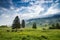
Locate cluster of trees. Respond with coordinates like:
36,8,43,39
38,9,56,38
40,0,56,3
49,23,60,29
12,16,25,31
12,16,37,31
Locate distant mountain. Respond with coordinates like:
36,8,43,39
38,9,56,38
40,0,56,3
27,14,60,21
44,14,60,19
26,14,60,27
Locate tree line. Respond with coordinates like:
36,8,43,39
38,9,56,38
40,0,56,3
12,16,60,31
12,16,37,31
49,23,60,29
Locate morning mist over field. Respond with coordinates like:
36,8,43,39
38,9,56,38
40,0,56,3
0,0,60,26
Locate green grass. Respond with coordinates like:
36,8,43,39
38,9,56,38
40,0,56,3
0,28,60,40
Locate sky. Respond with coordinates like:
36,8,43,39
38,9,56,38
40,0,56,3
0,0,60,26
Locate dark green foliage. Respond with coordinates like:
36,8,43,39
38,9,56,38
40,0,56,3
50,24,56,29
43,28,46,30
22,37,26,40
32,22,37,29
49,23,60,29
22,20,25,28
52,24,55,27
56,23,60,29
7,30,10,32
49,27,54,29
12,16,20,30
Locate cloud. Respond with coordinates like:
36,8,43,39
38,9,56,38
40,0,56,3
41,3,60,17
0,0,12,9
0,4,45,25
0,0,60,26
55,0,60,3
0,0,55,9
17,5,44,19
0,14,12,26
21,0,30,2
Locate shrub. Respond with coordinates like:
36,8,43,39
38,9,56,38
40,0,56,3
43,28,46,30
22,20,25,28
7,30,10,32
56,23,60,29
22,37,26,40
32,22,37,29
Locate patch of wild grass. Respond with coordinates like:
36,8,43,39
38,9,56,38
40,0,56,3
0,28,60,40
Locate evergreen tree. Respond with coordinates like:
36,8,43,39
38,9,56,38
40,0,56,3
49,23,60,29
52,24,56,29
32,22,37,29
22,20,25,28
56,23,60,29
12,16,20,30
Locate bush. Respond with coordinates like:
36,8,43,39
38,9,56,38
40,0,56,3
22,37,26,40
22,20,25,28
43,28,46,30
32,22,37,29
7,30,10,32
56,23,60,29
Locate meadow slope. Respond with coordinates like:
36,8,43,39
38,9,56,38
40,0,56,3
0,28,60,40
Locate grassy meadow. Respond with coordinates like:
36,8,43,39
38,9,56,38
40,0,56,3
0,27,60,40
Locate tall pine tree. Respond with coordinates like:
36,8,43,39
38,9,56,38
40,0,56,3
22,20,25,28
12,16,20,30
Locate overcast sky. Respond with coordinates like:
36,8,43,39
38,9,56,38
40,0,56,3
0,0,60,25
